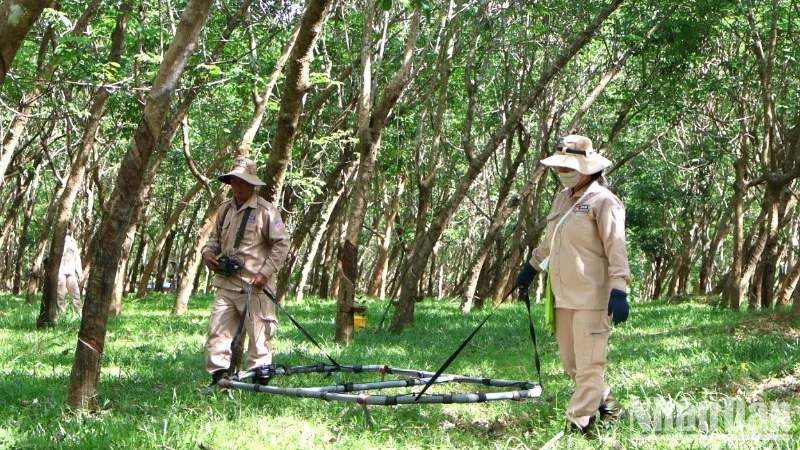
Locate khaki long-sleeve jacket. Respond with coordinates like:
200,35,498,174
529,181,630,310
201,195,290,300
60,235,83,278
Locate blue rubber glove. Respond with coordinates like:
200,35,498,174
515,262,538,296
608,289,629,325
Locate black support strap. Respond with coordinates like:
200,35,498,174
414,287,542,401
261,287,340,367
233,206,252,250
520,290,543,387
227,285,254,374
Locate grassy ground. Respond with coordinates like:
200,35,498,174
0,292,798,449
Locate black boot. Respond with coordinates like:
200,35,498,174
211,369,229,385
568,414,597,437
599,392,627,422
200,369,229,395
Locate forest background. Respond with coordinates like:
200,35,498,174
1,0,799,411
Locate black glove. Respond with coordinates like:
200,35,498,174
515,262,537,296
608,289,629,325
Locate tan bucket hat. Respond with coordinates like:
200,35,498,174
217,157,266,186
540,135,612,175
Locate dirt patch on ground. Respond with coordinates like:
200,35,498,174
735,372,800,403
735,310,800,339
731,311,800,401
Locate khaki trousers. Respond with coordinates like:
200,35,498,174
205,288,277,374
555,308,610,425
57,274,82,315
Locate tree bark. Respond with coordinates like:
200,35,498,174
295,162,355,303
777,216,800,307
391,0,625,331
274,151,356,304
0,167,38,293
698,207,731,293
260,0,333,204
0,13,56,188
781,257,800,309
367,174,405,299
0,0,53,85
336,6,421,342
237,21,300,156
12,168,38,294
173,191,226,315
136,184,204,296
412,0,459,243
110,227,136,316
722,151,748,310
461,126,531,313
67,0,212,409
37,3,130,326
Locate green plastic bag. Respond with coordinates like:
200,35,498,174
544,269,556,335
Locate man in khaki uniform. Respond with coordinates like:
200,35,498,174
516,135,630,434
201,157,290,387
57,221,83,317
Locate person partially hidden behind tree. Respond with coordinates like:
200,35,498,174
57,220,84,318
516,135,630,435
200,157,290,391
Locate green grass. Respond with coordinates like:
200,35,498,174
1,293,798,449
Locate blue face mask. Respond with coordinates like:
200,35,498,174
557,170,581,188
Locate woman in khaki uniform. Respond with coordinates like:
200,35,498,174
57,221,83,317
516,135,630,434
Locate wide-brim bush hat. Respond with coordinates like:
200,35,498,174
217,157,266,186
540,135,612,175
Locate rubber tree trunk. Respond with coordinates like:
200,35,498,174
336,7,421,343
0,16,54,189
24,181,66,304
0,0,53,86
274,154,356,304
13,173,38,294
173,190,226,315
460,127,531,313
367,175,405,299
697,207,731,293
136,186,202,296
37,2,129,325
295,163,355,303
722,154,748,310
777,221,800,306
1,0,103,183
138,0,262,298
390,0,625,331
67,0,212,409
109,226,136,316
260,0,333,204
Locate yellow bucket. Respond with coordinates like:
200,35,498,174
354,314,367,330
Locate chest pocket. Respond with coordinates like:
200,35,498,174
545,210,562,238
564,205,597,245
221,206,255,249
